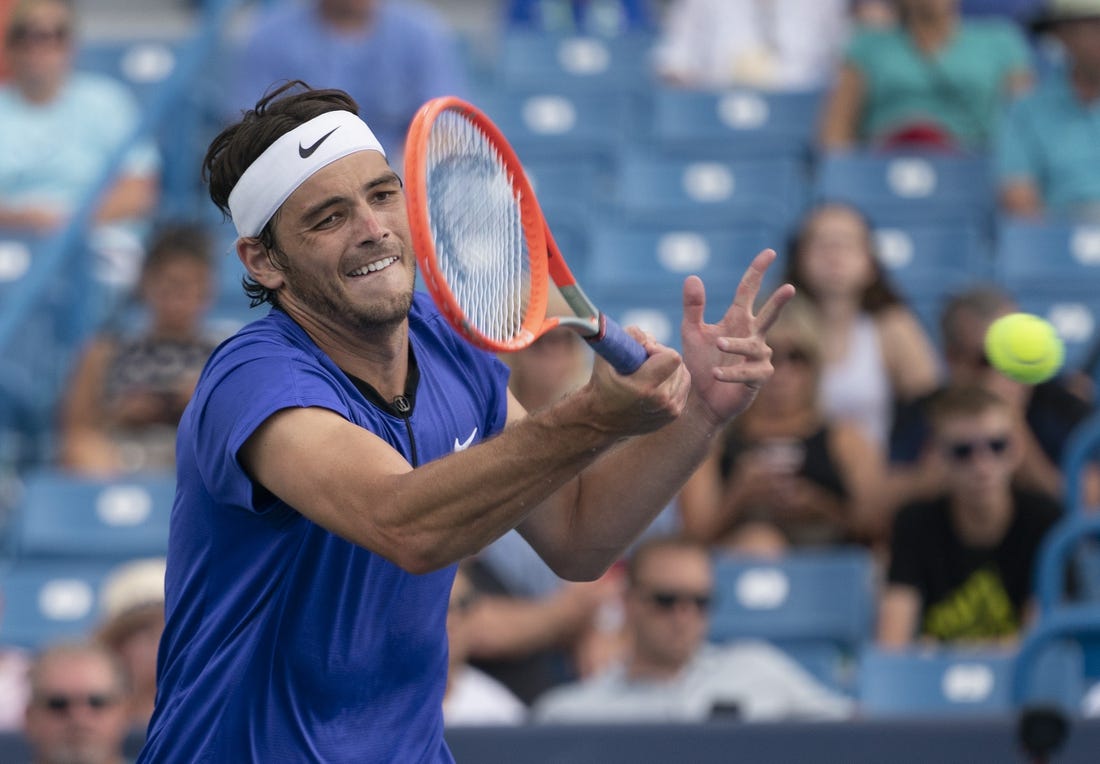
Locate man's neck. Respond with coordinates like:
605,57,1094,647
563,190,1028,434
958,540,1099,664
625,653,690,683
320,4,375,34
286,306,410,401
949,489,1014,547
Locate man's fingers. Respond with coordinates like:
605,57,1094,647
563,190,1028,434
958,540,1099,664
682,275,705,327
731,249,776,313
754,283,797,335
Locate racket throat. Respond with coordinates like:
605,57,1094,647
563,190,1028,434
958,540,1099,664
556,284,602,340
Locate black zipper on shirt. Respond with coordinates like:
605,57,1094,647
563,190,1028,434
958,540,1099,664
346,350,420,467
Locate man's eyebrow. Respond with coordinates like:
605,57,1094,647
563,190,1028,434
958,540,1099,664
367,171,403,190
299,172,404,223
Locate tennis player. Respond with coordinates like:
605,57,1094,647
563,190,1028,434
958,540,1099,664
137,82,793,762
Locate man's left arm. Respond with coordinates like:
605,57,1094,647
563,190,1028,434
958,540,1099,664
519,250,794,579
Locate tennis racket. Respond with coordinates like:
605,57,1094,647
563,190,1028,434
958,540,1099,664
404,96,648,375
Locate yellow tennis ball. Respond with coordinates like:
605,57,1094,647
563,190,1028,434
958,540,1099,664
984,313,1065,385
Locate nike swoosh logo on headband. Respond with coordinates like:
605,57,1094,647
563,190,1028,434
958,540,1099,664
299,127,340,158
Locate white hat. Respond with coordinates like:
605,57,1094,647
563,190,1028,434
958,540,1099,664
99,557,167,622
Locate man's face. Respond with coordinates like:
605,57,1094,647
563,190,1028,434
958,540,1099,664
7,0,74,94
945,308,1028,407
627,546,714,672
24,651,130,764
935,408,1020,502
265,150,417,335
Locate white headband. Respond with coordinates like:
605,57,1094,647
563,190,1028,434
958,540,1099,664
227,111,386,238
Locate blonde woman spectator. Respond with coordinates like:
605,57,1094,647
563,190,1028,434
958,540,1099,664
678,294,885,552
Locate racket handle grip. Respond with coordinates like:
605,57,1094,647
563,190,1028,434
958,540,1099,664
588,314,648,375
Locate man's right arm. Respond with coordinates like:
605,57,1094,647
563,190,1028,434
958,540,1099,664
238,346,687,575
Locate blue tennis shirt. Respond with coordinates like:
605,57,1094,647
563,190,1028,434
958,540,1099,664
138,293,509,762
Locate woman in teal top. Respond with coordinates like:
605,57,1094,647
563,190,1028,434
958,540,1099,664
820,0,1033,153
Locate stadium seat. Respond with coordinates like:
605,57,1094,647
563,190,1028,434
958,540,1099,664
873,223,992,307
0,559,118,650
11,469,175,561
645,87,824,162
586,223,776,297
708,548,876,693
75,37,183,106
479,89,633,178
814,153,995,229
612,153,808,230
1010,294,1100,374
493,31,656,94
994,220,1100,300
1012,607,1100,712
860,645,1083,718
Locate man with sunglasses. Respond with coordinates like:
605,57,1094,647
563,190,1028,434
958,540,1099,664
22,641,132,764
533,534,853,722
0,0,159,286
878,385,1062,647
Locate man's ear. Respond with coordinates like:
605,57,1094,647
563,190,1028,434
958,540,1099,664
237,237,285,291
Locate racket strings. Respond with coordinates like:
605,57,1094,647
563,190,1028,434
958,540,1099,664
425,111,532,342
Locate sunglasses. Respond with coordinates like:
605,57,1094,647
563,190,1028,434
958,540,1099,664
642,590,712,613
39,693,119,714
8,24,70,46
943,436,1010,462
771,347,813,367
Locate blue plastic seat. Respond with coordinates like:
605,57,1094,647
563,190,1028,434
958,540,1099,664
493,31,655,94
814,153,995,228
708,548,876,693
612,153,808,230
994,220,1100,300
860,646,1083,717
75,38,183,106
1006,294,1100,374
479,89,633,177
873,224,992,306
587,223,776,297
645,87,824,161
11,469,175,561
0,559,118,650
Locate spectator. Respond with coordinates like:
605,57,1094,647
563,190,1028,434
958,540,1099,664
228,0,467,171
533,534,855,722
505,0,653,35
653,0,852,91
443,564,527,726
0,0,160,287
820,0,1033,152
995,0,1100,222
57,222,217,476
22,641,131,764
781,202,941,450
0,600,29,732
94,558,166,737
678,294,885,552
878,385,1062,647
887,284,1097,512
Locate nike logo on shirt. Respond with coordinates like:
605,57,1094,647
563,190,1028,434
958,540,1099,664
453,428,478,452
299,127,339,158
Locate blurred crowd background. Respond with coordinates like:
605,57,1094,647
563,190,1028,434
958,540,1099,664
2,0,1100,760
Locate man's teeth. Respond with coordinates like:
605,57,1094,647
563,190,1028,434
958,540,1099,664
349,257,397,276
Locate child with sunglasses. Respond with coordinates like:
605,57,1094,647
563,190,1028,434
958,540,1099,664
878,385,1063,648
